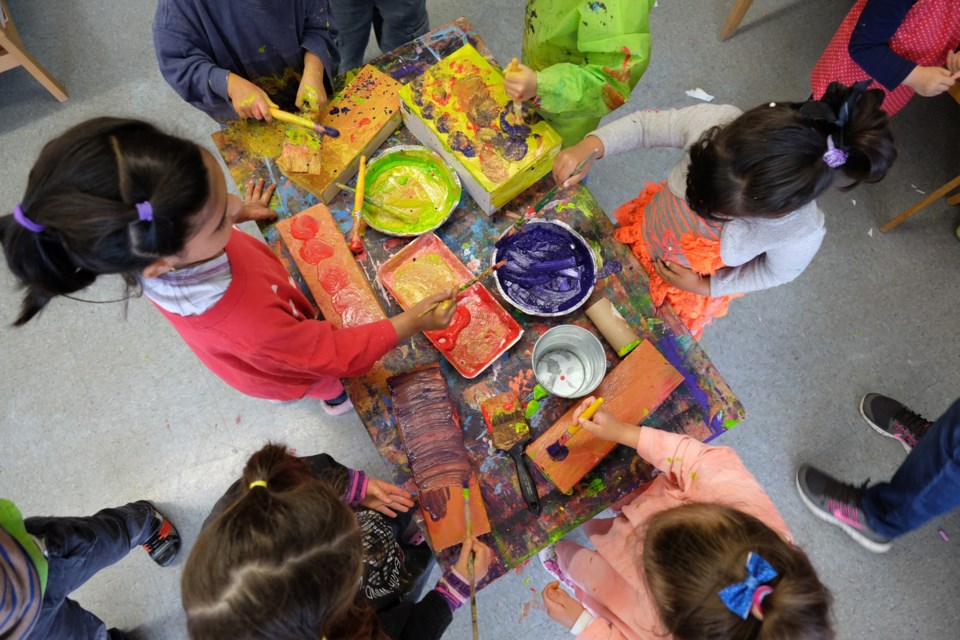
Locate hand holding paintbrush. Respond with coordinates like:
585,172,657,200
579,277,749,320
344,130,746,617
547,397,605,462
563,396,642,449
417,260,508,317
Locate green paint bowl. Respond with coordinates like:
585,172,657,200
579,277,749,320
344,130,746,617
361,145,462,237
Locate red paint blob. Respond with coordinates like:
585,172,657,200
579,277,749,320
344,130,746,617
319,265,350,294
299,239,334,265
290,215,320,240
560,375,566,381
431,305,472,352
357,117,372,127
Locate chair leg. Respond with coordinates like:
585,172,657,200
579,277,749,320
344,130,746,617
880,175,960,232
718,0,755,42
0,15,68,101
947,192,960,207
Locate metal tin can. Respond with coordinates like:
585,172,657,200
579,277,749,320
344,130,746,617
532,325,607,398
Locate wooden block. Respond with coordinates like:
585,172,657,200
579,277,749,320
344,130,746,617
398,44,562,214
389,365,492,550
277,141,323,175
284,66,403,203
275,204,386,328
526,341,684,494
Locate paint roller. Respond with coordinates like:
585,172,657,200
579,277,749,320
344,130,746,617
545,397,604,462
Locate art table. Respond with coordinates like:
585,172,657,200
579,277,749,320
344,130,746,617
211,18,744,586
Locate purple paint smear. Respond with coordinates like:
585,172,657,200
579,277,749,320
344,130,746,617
495,222,595,314
596,260,623,279
657,332,723,433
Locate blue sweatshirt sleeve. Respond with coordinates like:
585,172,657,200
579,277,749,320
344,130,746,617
847,0,920,91
153,6,232,116
301,0,340,87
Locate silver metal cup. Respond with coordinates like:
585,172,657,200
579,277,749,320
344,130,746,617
532,325,607,398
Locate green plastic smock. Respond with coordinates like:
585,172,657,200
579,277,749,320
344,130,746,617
522,0,654,147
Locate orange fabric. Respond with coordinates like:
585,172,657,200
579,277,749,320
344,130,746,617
613,182,741,339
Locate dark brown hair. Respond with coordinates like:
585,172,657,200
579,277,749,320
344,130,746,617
0,118,209,325
643,503,833,640
686,82,896,220
181,444,386,640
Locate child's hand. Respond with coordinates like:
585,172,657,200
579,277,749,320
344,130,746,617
947,50,960,76
390,289,459,341
453,537,495,582
297,52,328,116
552,136,603,188
504,62,537,102
573,396,637,446
542,581,585,629
654,259,710,296
903,65,960,97
228,74,277,121
361,478,416,518
236,179,279,223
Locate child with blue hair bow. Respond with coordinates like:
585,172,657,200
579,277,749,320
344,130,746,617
538,398,834,639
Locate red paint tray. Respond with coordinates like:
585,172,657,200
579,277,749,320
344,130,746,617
378,233,522,378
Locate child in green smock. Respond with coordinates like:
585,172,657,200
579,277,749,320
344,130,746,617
504,0,654,147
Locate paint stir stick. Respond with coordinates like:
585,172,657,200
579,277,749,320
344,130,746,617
269,108,341,137
546,397,605,462
348,156,367,254
506,149,599,237
462,482,479,640
417,260,508,317
336,183,415,221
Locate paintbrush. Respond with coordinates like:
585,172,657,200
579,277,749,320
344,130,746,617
336,182,415,221
505,149,599,237
417,260,508,317
269,107,341,138
481,392,540,515
507,58,523,122
462,481,479,640
546,397,605,462
348,156,367,254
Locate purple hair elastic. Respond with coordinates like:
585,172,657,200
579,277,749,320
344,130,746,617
13,204,45,233
823,135,848,169
135,200,153,222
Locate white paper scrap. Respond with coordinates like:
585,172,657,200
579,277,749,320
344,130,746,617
685,88,715,102
868,228,874,237
851,199,856,206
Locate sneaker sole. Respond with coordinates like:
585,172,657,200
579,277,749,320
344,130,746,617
859,395,911,453
795,473,891,554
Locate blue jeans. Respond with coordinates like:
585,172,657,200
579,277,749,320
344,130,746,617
862,397,960,538
330,0,429,72
25,501,155,639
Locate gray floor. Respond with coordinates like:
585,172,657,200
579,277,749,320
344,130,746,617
1,0,959,638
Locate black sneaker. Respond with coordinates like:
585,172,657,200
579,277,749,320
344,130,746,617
796,465,892,553
140,504,181,567
859,393,931,452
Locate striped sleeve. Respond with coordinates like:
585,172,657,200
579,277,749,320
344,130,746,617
0,529,42,639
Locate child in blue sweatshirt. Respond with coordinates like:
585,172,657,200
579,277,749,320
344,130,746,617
153,0,340,122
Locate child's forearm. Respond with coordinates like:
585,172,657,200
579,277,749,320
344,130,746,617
303,50,324,76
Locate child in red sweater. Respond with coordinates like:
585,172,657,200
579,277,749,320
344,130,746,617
0,118,456,413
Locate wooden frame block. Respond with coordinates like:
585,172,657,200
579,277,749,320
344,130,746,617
275,204,386,327
527,340,684,494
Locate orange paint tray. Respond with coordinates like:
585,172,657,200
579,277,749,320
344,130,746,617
378,233,522,378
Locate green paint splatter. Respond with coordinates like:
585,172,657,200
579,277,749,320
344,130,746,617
555,202,577,212
524,399,540,419
533,384,549,401
355,96,367,104
523,576,531,586
617,339,641,357
666,457,681,463
690,471,697,480
258,45,267,54
583,477,605,497
723,419,738,430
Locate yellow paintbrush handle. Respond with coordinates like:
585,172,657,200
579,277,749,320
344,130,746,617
568,397,605,435
353,156,367,214
269,108,314,130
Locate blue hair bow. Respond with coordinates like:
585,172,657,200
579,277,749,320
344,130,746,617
718,552,778,619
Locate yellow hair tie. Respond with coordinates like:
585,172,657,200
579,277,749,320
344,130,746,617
249,480,268,490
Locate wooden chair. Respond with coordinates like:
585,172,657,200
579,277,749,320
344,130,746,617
719,0,755,41
880,83,960,232
0,0,68,101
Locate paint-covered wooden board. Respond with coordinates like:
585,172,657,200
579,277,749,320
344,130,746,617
388,365,492,551
275,204,386,328
527,340,685,494
399,44,562,214
378,233,523,378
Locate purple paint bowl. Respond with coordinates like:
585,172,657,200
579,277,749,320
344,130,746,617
493,220,597,317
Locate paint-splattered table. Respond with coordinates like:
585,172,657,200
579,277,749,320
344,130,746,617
211,18,744,585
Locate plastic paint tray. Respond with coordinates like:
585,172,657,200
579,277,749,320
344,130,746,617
361,146,462,237
378,233,523,378
493,220,597,317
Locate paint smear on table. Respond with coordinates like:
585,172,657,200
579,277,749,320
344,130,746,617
379,233,522,378
495,221,596,315
398,44,562,213
275,204,385,327
362,146,461,235
388,364,491,550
